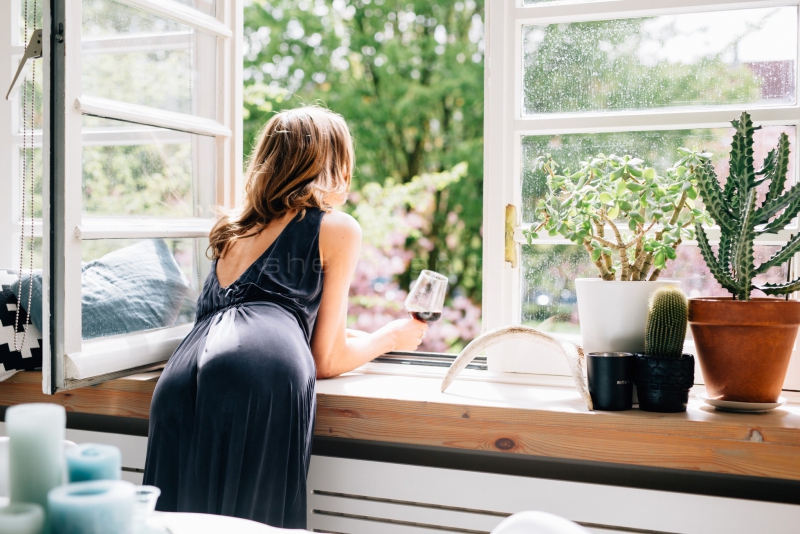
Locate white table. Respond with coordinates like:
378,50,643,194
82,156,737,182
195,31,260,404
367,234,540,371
152,512,311,533
0,499,310,533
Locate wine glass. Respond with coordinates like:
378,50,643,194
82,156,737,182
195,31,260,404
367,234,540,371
405,270,448,322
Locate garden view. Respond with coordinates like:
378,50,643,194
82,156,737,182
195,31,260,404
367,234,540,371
241,1,794,349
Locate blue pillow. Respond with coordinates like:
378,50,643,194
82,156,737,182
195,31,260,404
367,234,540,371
14,239,190,340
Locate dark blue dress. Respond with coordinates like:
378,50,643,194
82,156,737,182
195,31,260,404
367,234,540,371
143,209,324,528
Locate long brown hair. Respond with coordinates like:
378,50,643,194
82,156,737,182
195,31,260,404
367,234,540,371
208,106,354,259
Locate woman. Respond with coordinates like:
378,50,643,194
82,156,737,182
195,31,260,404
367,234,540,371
143,106,427,528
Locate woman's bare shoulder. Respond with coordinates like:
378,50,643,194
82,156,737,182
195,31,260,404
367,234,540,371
320,210,361,242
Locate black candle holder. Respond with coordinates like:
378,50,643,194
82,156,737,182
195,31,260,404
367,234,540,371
587,352,635,411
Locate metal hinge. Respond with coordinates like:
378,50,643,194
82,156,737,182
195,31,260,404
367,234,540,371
505,204,518,268
6,29,43,100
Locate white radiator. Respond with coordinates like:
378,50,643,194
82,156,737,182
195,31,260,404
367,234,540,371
306,456,800,534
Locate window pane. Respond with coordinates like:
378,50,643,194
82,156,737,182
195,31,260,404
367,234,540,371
522,7,797,114
82,0,217,119
15,62,43,132
17,0,42,45
80,238,209,339
175,0,215,16
521,125,796,222
81,117,216,218
522,0,601,4
521,244,789,333
17,147,43,220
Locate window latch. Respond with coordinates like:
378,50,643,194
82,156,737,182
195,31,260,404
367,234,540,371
6,29,43,101
505,204,518,268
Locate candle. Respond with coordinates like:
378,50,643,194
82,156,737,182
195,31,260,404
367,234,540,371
0,436,9,498
48,480,135,534
0,503,45,534
66,444,121,483
6,404,66,512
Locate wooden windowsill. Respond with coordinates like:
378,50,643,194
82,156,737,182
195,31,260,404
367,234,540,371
1,369,799,482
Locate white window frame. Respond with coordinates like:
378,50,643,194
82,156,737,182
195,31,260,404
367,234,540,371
40,0,243,393
2,1,22,271
483,0,800,391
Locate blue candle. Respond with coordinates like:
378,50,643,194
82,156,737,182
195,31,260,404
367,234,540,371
47,480,135,534
65,444,121,483
6,404,66,513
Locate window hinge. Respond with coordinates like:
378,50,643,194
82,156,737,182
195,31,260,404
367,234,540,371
505,204,518,268
6,29,43,100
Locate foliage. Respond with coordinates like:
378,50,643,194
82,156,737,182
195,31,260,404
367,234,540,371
645,286,688,359
524,153,710,281
692,111,800,300
348,164,481,351
82,143,195,217
243,0,485,303
353,163,467,251
522,19,761,115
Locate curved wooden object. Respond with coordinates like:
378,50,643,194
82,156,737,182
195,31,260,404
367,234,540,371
441,325,593,410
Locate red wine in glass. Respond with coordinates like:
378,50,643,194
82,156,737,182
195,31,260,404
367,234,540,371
409,310,442,323
405,270,448,323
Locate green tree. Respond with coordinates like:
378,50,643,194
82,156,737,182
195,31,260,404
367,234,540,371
243,0,485,301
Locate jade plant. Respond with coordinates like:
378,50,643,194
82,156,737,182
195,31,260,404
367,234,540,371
525,153,710,281
645,286,688,358
690,111,800,300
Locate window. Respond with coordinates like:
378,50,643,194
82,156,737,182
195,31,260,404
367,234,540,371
37,0,243,392
2,2,43,269
13,0,799,393
485,0,800,390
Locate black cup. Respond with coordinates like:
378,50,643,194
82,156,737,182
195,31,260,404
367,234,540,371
587,352,635,411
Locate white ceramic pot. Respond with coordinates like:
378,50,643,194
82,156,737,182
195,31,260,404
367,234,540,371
575,279,680,354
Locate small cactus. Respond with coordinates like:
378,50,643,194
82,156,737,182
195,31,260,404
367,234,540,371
645,286,688,358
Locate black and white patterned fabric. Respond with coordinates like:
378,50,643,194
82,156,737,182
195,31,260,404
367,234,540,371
0,269,43,381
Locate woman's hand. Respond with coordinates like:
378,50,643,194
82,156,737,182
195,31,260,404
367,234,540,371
380,318,428,351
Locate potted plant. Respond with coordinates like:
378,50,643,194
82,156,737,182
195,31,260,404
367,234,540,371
525,153,709,353
635,286,695,412
688,111,800,403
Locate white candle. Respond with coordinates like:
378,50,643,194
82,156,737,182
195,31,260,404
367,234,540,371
6,404,66,513
0,502,45,534
48,480,135,534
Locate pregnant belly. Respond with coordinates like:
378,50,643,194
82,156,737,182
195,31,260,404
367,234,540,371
199,302,315,385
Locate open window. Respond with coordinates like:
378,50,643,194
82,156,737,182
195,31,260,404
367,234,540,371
39,0,242,393
484,0,800,391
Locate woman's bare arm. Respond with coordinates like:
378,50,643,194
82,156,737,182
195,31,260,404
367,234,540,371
346,329,369,338
310,211,426,378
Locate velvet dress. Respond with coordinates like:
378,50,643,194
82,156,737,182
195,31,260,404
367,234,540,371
143,209,325,528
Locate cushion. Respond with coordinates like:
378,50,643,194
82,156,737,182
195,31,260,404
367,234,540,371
0,269,43,381
15,239,190,340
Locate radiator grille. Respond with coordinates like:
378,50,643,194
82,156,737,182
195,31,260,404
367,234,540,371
308,490,676,534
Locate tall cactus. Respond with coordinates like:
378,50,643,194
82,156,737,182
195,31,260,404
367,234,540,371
645,287,688,358
689,112,800,300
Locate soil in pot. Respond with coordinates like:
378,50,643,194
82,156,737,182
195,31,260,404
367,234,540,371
689,298,800,403
634,354,695,413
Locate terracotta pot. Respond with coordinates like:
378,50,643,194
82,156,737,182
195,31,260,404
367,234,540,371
688,297,800,403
